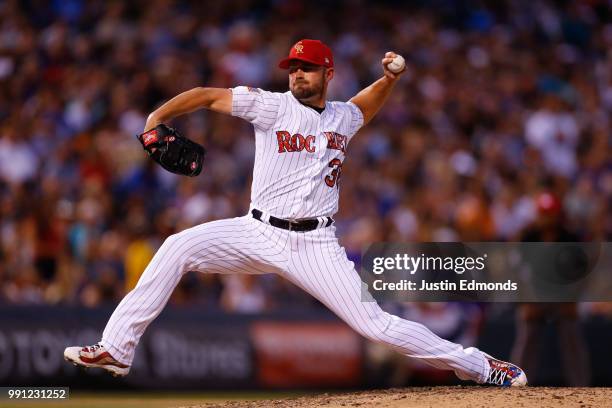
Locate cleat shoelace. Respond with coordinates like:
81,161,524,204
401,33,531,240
487,361,517,386
487,367,508,385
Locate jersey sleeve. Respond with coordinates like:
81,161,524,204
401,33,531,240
231,86,281,131
345,101,364,140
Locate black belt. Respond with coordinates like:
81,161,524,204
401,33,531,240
251,209,333,232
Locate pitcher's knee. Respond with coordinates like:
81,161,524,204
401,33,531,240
350,309,394,344
351,311,432,351
161,233,182,253
159,231,196,274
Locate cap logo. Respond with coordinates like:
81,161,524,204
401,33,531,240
324,57,330,64
294,41,304,54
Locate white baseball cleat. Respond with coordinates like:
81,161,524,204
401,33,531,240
483,353,528,387
64,343,130,377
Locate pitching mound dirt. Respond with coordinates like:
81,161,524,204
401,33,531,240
183,386,612,408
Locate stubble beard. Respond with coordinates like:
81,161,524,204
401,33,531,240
290,75,325,102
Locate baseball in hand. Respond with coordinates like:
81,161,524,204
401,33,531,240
387,55,405,73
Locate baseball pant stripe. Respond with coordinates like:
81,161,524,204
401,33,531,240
283,227,488,383
102,217,288,365
104,220,264,356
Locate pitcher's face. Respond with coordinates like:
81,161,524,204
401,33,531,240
288,62,329,101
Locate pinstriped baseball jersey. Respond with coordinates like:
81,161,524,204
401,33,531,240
231,86,363,219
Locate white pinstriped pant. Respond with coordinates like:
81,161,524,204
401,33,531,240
101,214,490,382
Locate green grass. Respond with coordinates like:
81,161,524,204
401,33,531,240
0,391,309,408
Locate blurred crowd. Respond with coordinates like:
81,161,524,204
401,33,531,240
0,0,610,310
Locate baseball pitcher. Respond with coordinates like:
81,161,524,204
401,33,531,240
65,39,527,387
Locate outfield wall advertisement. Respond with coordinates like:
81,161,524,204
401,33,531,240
1,306,610,387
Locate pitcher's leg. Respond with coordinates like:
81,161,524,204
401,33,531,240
102,216,287,365
285,229,489,383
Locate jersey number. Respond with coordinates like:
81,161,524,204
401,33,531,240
325,158,343,188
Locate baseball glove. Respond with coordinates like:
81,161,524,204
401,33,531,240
136,124,206,177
